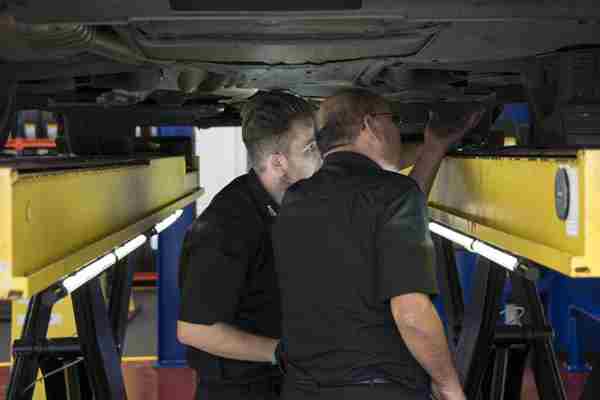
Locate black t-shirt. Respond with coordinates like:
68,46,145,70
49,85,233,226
272,152,438,391
179,169,281,384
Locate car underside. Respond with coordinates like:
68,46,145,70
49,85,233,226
1,0,600,154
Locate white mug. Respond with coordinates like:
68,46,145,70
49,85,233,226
502,303,525,326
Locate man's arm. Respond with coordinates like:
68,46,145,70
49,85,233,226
396,142,423,172
177,212,278,364
407,144,446,198
409,109,484,197
375,186,464,399
391,293,464,400
177,321,277,363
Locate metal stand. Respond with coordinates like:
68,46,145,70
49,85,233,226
6,291,62,400
108,250,141,355
509,272,566,400
433,234,567,400
581,355,599,400
71,278,126,399
6,246,142,400
433,236,465,349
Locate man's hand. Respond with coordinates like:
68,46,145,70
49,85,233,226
432,382,467,400
274,339,288,374
409,107,485,196
424,108,485,155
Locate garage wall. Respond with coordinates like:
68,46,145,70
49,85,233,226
195,126,247,215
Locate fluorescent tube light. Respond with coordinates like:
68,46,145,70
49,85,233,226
428,222,518,271
471,241,518,271
114,234,147,260
428,222,475,250
154,209,184,234
61,210,183,294
62,253,117,293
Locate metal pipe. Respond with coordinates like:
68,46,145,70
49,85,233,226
12,22,211,75
16,23,155,66
493,326,554,345
7,22,214,97
90,29,157,65
13,338,81,356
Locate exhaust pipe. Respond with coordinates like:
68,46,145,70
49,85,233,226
16,23,162,66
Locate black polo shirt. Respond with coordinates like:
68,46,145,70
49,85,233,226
273,152,438,391
179,169,281,383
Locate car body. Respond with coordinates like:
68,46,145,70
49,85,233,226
2,0,600,153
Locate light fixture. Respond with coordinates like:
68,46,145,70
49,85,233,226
471,240,519,271
154,209,184,234
62,253,118,294
428,222,475,250
114,234,147,260
428,221,519,271
60,210,183,294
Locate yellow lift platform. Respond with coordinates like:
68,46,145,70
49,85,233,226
1,155,203,400
1,156,202,299
428,148,600,278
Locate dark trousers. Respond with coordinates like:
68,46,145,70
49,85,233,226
195,378,281,400
282,383,430,400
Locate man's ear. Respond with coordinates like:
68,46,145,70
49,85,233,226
363,114,374,133
363,114,382,142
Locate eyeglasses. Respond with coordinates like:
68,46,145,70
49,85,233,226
370,113,403,125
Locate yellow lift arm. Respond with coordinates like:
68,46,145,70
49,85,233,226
0,156,203,299
429,149,600,278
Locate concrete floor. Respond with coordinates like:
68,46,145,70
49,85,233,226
123,290,158,358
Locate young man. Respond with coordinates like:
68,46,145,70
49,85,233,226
273,88,483,400
177,91,321,400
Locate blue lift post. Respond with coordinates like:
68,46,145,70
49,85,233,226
156,205,194,367
156,126,196,367
546,275,600,372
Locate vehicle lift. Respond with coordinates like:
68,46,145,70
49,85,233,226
427,148,600,400
1,146,598,400
0,151,203,399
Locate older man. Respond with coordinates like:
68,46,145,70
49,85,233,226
273,88,483,400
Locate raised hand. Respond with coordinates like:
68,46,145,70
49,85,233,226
424,108,485,154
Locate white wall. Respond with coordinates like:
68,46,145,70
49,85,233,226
195,126,248,215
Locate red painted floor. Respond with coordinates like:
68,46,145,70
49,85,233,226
520,366,590,400
0,367,8,400
122,361,196,400
0,362,197,400
0,362,590,400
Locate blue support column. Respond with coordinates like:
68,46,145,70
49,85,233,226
156,200,195,368
156,125,196,367
454,249,477,306
567,307,587,372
